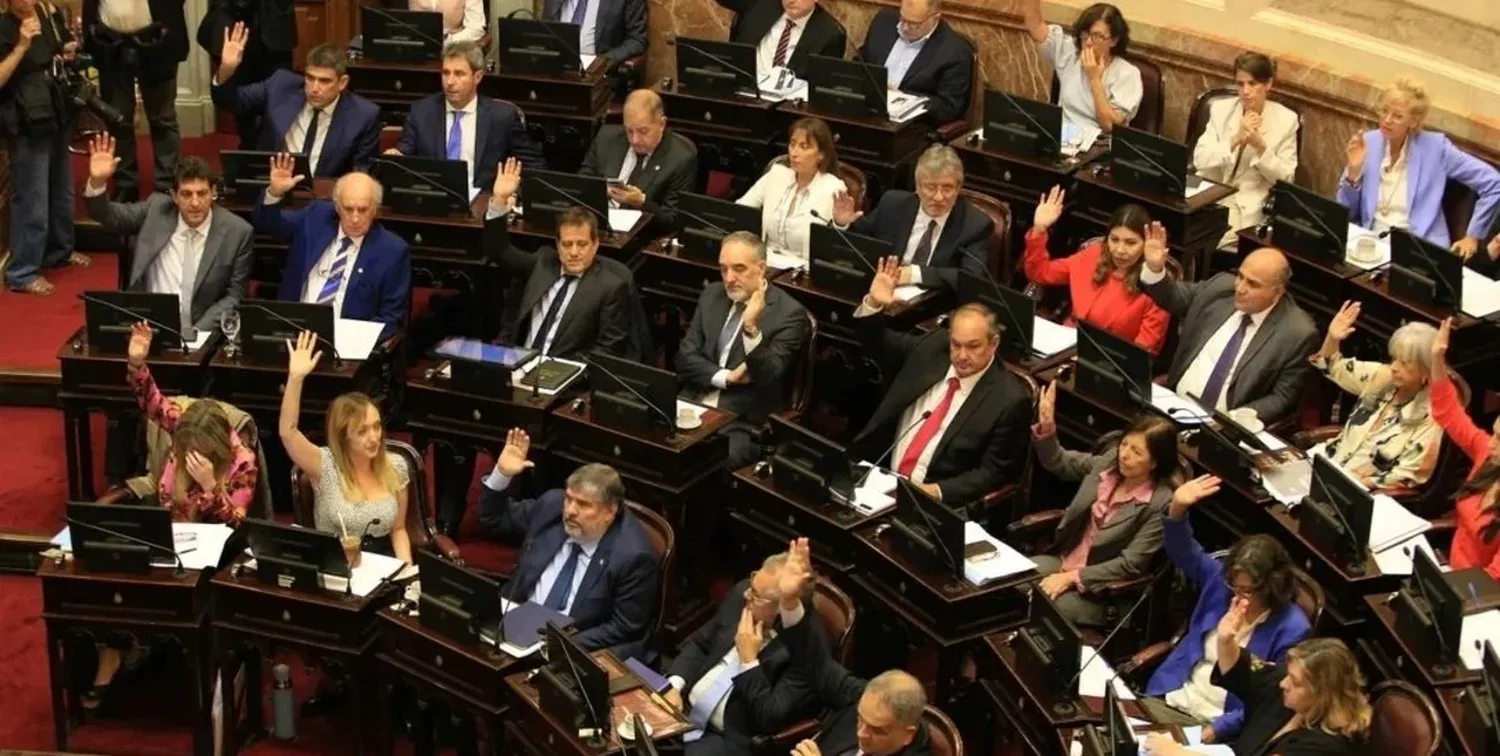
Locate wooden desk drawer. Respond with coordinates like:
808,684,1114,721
42,572,205,622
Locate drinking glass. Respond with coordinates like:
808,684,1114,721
220,309,242,359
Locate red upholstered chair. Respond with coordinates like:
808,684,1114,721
1128,57,1164,135
749,577,857,755
626,502,676,650
1367,680,1442,756
958,190,1013,286
922,705,965,756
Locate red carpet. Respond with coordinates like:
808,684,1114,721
0,256,120,372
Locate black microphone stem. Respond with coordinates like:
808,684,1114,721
79,292,194,353
1059,563,1167,695
65,516,187,577
808,209,880,275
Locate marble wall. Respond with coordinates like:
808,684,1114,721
643,0,1500,195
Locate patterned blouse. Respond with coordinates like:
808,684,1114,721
128,365,257,525
1308,353,1441,490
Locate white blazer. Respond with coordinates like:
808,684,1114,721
736,164,847,261
1192,97,1300,242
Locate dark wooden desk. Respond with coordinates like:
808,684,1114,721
39,558,215,755
774,102,928,200
726,465,886,576
1070,166,1235,280
1438,687,1498,756
1349,272,1500,375
658,86,782,194
505,211,655,264
1363,593,1483,691
57,327,217,500
502,649,689,756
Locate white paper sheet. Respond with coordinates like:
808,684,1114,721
1371,533,1436,576
675,399,708,425
1461,267,1500,319
893,285,925,302
335,318,384,361
1183,181,1214,200
1369,493,1433,553
766,249,808,271
1261,456,1311,505
963,522,1037,585
579,54,597,72
1461,610,1500,671
1060,118,1101,156
887,91,928,122
850,463,898,515
608,208,644,233
313,551,407,597
1149,384,1209,423
186,329,213,351
52,522,234,571
1077,645,1135,700
1032,317,1077,357
757,69,808,102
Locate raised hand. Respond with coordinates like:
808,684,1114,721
1345,133,1367,181
491,157,522,203
1431,317,1451,365
18,16,39,47
867,256,902,308
1217,596,1250,642
1142,220,1169,273
1032,185,1065,231
1036,381,1057,435
830,190,862,227
1325,300,1361,344
221,22,249,70
285,330,322,380
495,428,535,477
742,280,767,334
733,606,764,664
777,537,813,604
87,133,120,186
266,153,304,199
1171,474,1221,516
127,321,153,367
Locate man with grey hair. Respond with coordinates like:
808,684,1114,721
857,0,974,124
580,89,698,231
255,153,411,340
386,40,545,189
477,428,660,660
831,144,993,294
676,231,809,469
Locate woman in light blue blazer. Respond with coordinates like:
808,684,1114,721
1337,75,1500,257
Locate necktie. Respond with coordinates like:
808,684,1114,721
530,275,579,352
1198,314,1254,409
683,658,741,741
716,302,746,364
542,542,584,612
446,111,464,161
301,107,323,157
896,377,962,478
627,153,649,187
911,219,937,265
569,0,588,25
315,237,354,306
180,228,199,327
772,19,796,67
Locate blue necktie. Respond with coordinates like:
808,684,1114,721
446,111,464,161
1198,314,1253,409
569,0,588,25
315,237,354,306
683,657,741,741
542,542,584,612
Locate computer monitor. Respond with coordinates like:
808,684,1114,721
537,621,611,736
1399,548,1464,668
361,7,444,63
1465,641,1500,754
220,150,311,204
1104,683,1137,754
66,501,174,574
241,518,351,593
630,712,660,756
981,89,1064,161
957,271,1034,359
521,170,609,233
1109,126,1189,198
768,415,856,505
371,155,472,217
674,37,757,98
238,300,336,364
585,351,678,434
888,477,967,577
807,223,884,301
416,551,502,646
1016,587,1083,713
1486,641,1500,721
1268,181,1351,266
677,193,762,265
1301,455,1374,573
805,54,886,119
1074,321,1152,408
82,291,181,355
1389,228,1464,311
497,18,582,76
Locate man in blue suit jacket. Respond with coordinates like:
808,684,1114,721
211,36,381,179
252,155,411,341
477,428,659,660
386,40,545,189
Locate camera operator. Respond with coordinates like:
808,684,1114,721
82,0,188,202
0,0,89,295
197,0,295,150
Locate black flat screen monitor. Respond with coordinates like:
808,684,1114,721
1486,641,1500,720
220,150,311,204
541,621,610,733
768,415,856,504
83,291,181,355
241,518,351,591
521,170,609,233
677,193,762,265
238,299,336,364
1390,228,1464,311
1104,683,1137,754
67,501,175,573
1409,547,1464,664
806,54,886,119
982,89,1064,161
371,155,472,217
1018,586,1082,706
498,18,583,76
890,477,967,576
675,37,757,98
586,351,678,433
1269,180,1351,266
416,551,502,645
1110,125,1189,198
1075,321,1152,408
957,271,1035,359
361,7,444,63
807,223,883,301
1304,455,1374,569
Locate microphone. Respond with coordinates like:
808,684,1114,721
1110,134,1185,196
505,8,584,66
582,354,679,436
808,209,880,275
79,292,196,354
527,175,609,223
669,36,765,102
1270,182,1348,263
848,49,893,118
1388,228,1463,310
65,515,186,577
853,410,932,493
1058,562,1168,700
1074,323,1147,403
239,303,342,368
370,157,473,212
498,534,534,648
360,4,444,49
360,518,383,546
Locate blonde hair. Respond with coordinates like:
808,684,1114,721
1285,638,1372,738
170,402,236,502
324,392,402,501
1380,75,1430,121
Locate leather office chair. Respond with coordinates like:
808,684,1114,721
1184,86,1306,175
922,705,965,756
1368,680,1442,756
749,576,858,756
958,190,1013,286
782,311,820,422
972,364,1038,528
1128,57,1164,135
626,501,676,651
931,37,979,144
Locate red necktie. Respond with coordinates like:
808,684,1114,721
772,19,795,67
896,377,962,478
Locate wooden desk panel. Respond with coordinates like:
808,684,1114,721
503,649,689,756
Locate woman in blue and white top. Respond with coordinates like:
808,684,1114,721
1020,0,1142,135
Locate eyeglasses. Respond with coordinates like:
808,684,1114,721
1086,31,1114,42
1224,578,1260,598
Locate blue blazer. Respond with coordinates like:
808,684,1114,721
477,483,659,660
1145,515,1310,740
211,70,382,179
1337,129,1500,248
394,93,547,190
253,198,411,341
542,0,647,68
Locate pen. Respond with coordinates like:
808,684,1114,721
1469,582,1481,604
179,548,197,555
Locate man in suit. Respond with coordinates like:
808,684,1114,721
1140,238,1318,425
541,0,647,72
664,539,827,755
580,89,697,232
677,231,808,468
212,36,381,179
714,0,847,78
858,0,973,124
849,257,1031,510
253,154,411,341
385,40,545,190
197,0,297,149
477,428,659,659
831,145,992,295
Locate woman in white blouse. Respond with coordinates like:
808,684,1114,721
736,117,848,263
1020,0,1142,134
409,0,486,44
1192,53,1300,248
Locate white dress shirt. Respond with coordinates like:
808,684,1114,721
755,14,808,77
667,602,805,732
736,164,846,261
527,268,584,355
284,95,340,175
560,0,600,55
409,0,486,43
1191,98,1300,247
146,215,213,331
697,304,765,409
893,363,988,485
1373,140,1412,233
447,96,480,189
901,208,949,285
1039,24,1143,130
300,229,367,315
99,0,152,33
482,471,597,614
883,27,933,89
1172,305,1270,412
1164,610,1268,722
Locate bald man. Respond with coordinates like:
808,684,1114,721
579,89,699,231
1141,243,1317,424
254,153,411,340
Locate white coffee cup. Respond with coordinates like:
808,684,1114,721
1352,235,1378,263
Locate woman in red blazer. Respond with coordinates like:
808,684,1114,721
1428,318,1500,579
1022,186,1171,354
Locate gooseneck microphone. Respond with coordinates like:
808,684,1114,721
79,292,196,354
854,410,932,492
65,515,187,577
1055,563,1169,712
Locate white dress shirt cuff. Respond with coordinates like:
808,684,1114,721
741,329,764,353
736,659,760,675
263,191,286,206
1139,264,1167,285
83,182,108,198
482,471,512,492
906,266,924,285
485,199,508,221
780,601,806,628
711,369,731,390
668,675,686,691
854,296,884,317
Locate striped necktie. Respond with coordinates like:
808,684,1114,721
315,237,355,306
772,19,796,67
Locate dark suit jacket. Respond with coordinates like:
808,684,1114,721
667,581,828,755
848,191,992,293
541,0,647,68
198,0,296,55
717,0,847,77
850,312,1031,508
858,9,973,124
675,283,808,424
211,70,381,178
395,93,546,189
84,0,189,64
484,216,638,360
579,126,698,231
253,197,411,340
1145,272,1319,424
476,485,658,660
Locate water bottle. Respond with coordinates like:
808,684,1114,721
271,663,297,740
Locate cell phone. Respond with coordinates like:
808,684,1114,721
432,337,530,367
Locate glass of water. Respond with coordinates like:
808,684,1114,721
220,309,242,359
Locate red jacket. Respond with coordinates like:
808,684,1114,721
1430,374,1500,580
1022,230,1170,355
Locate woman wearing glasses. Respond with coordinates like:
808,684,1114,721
1020,0,1141,134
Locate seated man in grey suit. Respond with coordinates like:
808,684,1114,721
1140,231,1318,425
579,89,697,232
677,231,809,470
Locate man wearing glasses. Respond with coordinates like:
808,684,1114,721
857,0,974,124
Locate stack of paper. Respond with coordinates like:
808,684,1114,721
1369,493,1433,552
1149,384,1209,423
887,92,928,123
1461,610,1500,670
851,463,897,515
1462,267,1500,318
1260,456,1311,505
1371,533,1436,575
51,522,236,572
757,68,808,102
1060,119,1101,156
609,208,644,233
335,318,385,361
962,522,1037,585
1076,645,1134,700
766,248,807,272
1031,317,1077,357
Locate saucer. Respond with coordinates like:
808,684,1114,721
676,415,703,430
617,717,654,741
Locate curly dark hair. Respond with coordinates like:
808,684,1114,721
1072,3,1131,57
1224,534,1297,610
